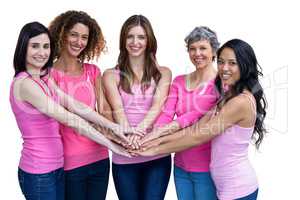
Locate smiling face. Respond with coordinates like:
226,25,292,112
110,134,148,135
26,33,50,71
64,23,89,58
188,39,214,69
217,47,241,90
125,25,147,58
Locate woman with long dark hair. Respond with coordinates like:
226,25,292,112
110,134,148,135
134,39,267,200
103,15,172,200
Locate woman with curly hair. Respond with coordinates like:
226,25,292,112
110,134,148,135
11,21,130,200
48,10,137,200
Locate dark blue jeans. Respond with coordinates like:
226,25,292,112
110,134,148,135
18,167,64,200
112,155,171,200
65,158,110,200
236,189,258,200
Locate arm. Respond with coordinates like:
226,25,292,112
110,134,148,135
137,96,249,156
17,78,130,157
102,69,131,127
137,66,172,131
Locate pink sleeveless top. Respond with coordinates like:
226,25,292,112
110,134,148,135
10,72,64,174
112,69,168,164
210,94,259,199
51,63,108,170
155,75,218,172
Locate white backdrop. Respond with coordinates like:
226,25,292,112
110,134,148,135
0,0,298,199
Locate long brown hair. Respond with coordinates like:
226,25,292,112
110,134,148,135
117,15,161,94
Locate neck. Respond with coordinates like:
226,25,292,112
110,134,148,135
191,64,216,83
54,52,81,72
26,66,41,79
129,55,145,81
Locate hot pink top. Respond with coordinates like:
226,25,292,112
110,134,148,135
155,75,218,172
51,63,108,170
210,95,258,199
10,72,64,174
112,69,168,164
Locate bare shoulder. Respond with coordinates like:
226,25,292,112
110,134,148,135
225,92,254,115
13,77,38,100
103,68,116,79
158,66,172,78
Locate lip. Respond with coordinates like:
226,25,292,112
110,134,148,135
33,57,47,62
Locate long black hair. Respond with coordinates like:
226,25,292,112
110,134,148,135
215,39,267,148
13,21,53,77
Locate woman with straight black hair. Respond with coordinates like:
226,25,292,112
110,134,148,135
133,39,267,200
10,21,129,200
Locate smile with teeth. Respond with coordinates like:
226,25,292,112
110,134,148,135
70,45,82,51
33,57,47,62
221,72,232,80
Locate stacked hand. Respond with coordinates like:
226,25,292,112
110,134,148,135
105,126,165,157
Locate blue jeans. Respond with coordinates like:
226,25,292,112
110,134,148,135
65,158,110,200
112,155,171,200
18,167,64,200
236,189,258,200
174,166,217,200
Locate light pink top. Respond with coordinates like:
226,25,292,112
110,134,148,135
10,72,64,174
210,95,258,199
51,63,108,170
155,75,218,172
112,69,168,164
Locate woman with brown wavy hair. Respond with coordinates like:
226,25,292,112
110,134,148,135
48,10,137,200
103,14,172,200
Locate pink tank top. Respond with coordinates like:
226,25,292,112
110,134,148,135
51,63,108,170
112,69,168,164
210,94,259,199
10,72,64,174
154,75,218,172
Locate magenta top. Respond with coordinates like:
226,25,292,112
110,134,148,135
210,95,258,199
112,69,168,164
155,75,218,172
51,63,108,170
10,72,64,174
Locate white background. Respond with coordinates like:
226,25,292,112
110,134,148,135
0,0,298,199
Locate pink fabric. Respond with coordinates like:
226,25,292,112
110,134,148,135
112,69,168,164
10,72,64,174
155,75,218,172
50,63,108,170
210,125,259,199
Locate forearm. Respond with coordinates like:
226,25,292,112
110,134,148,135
66,99,118,131
156,121,181,136
63,112,114,148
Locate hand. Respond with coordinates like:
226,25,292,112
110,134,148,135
103,131,128,147
139,129,162,146
141,137,164,150
128,146,158,157
112,125,145,142
127,134,142,150
108,141,132,158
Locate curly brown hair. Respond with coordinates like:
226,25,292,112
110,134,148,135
48,10,105,62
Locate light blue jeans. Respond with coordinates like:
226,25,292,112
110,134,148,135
174,166,217,200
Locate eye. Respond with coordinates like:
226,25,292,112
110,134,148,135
138,35,146,40
82,36,89,41
229,61,237,66
127,34,134,39
43,43,50,49
31,43,39,48
200,47,207,50
217,59,224,65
